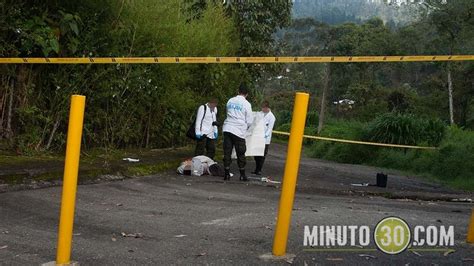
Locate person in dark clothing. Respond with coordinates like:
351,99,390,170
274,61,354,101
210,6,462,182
253,145,269,175
222,84,253,181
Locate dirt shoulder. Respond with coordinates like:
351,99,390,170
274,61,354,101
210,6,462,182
0,146,192,193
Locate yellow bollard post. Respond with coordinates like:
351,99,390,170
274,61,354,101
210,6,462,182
272,92,310,256
467,208,474,244
56,95,86,265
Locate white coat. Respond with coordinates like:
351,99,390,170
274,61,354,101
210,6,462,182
223,95,253,139
263,110,276,145
195,103,217,139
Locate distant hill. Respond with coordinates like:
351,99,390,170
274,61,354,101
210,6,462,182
292,0,419,26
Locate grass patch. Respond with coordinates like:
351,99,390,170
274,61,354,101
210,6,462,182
0,146,193,185
125,161,181,176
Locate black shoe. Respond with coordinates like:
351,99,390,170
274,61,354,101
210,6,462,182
251,171,262,176
239,169,248,182
224,169,231,181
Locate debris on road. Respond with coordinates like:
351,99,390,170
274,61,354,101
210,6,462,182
121,232,144,238
351,183,369,187
122,158,140,163
451,198,472,203
285,256,295,264
0,245,7,250
359,254,376,260
410,250,422,257
174,234,187,238
326,258,343,261
247,176,281,184
444,249,455,256
195,252,207,257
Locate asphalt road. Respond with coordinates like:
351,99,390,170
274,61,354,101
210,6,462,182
0,144,473,265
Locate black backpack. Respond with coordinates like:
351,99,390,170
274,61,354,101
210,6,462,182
186,105,207,140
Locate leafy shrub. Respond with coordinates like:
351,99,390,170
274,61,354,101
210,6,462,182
274,123,318,145
430,127,474,182
306,120,375,164
367,113,421,145
306,111,319,128
274,110,292,127
419,118,446,146
367,112,446,146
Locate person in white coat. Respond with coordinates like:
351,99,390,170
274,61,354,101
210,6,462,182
252,101,276,175
194,98,219,159
222,84,253,181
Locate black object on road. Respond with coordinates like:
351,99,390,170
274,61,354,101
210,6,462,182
376,173,388,187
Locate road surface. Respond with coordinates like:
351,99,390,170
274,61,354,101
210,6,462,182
0,144,472,265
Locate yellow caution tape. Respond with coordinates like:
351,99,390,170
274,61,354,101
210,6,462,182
272,130,437,150
0,55,473,64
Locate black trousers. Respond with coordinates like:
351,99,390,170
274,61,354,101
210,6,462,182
223,132,246,170
195,137,216,159
254,144,269,172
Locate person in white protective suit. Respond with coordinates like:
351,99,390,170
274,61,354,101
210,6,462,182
194,98,219,159
222,84,253,181
252,101,276,175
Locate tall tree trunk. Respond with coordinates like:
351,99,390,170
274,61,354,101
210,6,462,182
145,109,151,148
0,76,9,138
5,78,14,140
447,69,455,126
317,64,330,135
45,117,61,150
